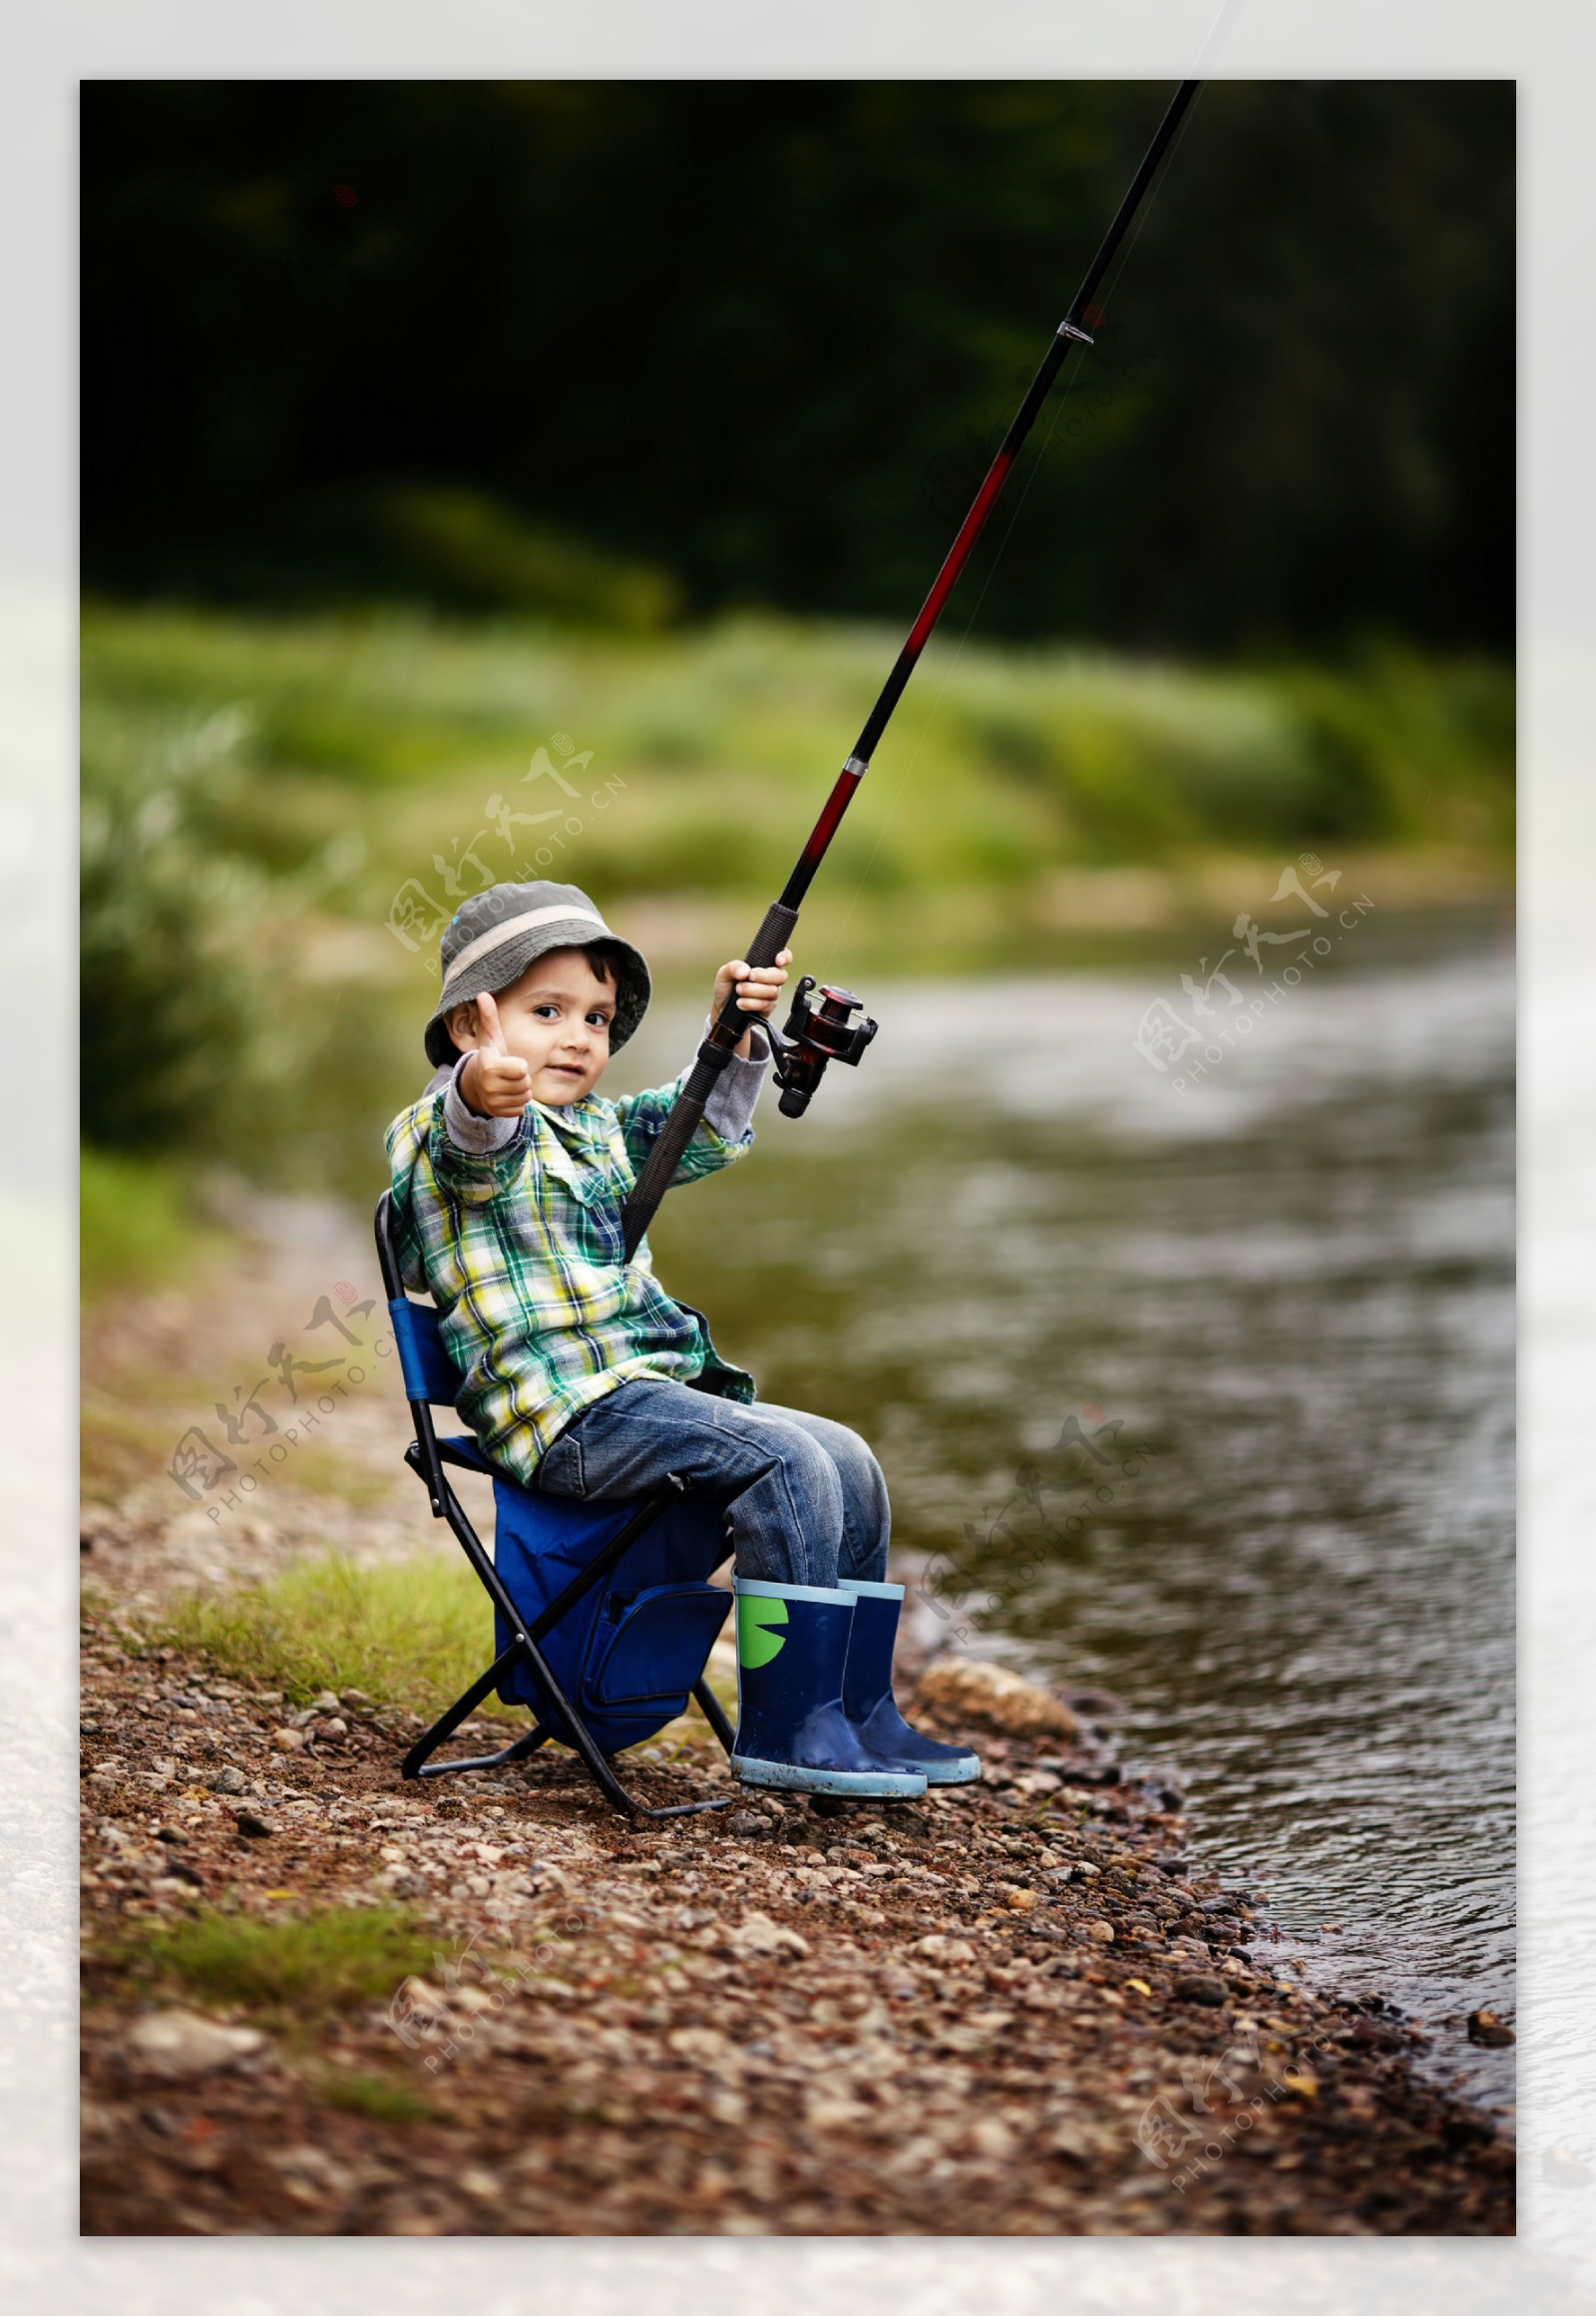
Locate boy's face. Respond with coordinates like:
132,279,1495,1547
447,949,614,1107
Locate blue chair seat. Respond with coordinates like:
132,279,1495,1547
376,1190,735,1818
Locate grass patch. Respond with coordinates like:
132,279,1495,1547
102,1902,437,2040
309,2067,447,2125
152,1547,515,1722
80,1146,229,1304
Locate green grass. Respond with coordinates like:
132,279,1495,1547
310,2067,447,2124
152,1547,518,1723
102,1902,438,2040
80,1146,229,1304
79,598,1514,1191
83,600,1514,907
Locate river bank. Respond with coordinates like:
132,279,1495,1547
79,1132,1513,2236
78,1600,1512,2237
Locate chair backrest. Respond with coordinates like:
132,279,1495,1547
375,1191,463,1408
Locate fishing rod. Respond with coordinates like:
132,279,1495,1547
621,78,1201,1262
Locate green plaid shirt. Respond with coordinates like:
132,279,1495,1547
385,1064,757,1484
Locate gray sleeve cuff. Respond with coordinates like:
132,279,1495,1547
701,1015,771,1141
443,1053,520,1153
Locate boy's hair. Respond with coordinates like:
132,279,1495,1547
577,941,622,988
448,940,623,1037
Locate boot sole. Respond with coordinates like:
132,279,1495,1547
730,1753,927,1798
921,1754,983,1786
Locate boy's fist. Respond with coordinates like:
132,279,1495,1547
461,989,533,1116
712,949,793,1050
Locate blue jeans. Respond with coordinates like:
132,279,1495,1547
532,1377,890,1591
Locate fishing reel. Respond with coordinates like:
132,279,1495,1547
766,975,878,1118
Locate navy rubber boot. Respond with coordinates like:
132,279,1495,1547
730,1580,927,1798
839,1579,983,1786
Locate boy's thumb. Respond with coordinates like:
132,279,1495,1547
476,990,508,1052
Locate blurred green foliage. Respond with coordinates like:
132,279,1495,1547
80,600,1513,1227
81,82,1512,654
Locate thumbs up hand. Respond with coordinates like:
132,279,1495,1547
461,989,534,1117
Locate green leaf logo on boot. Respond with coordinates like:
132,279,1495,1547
736,1592,789,1670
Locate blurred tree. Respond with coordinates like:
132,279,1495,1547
80,80,1512,653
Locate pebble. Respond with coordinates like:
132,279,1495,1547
1466,2008,1515,2047
1173,1974,1230,2006
208,1768,246,1795
271,1728,306,1752
915,1657,1079,1739
234,1811,276,1839
125,2010,264,2081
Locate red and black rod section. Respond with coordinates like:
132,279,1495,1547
620,79,1201,1261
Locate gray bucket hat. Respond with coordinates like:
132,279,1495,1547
423,880,651,1069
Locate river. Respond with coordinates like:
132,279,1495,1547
624,909,1516,2116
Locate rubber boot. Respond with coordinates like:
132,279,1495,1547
839,1579,983,1786
730,1579,927,1798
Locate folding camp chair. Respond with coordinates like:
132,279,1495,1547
375,1192,737,1819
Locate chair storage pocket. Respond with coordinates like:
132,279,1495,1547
583,1583,731,1709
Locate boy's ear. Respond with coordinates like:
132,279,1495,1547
444,999,481,1054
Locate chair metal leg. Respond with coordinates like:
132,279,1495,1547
692,1677,736,1755
412,1728,550,1780
402,1627,732,1820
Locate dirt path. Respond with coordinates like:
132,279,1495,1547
79,1198,1514,2236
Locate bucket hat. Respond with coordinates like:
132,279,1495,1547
423,880,650,1069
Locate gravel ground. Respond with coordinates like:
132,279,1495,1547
79,1201,1514,2236
78,1613,1513,2236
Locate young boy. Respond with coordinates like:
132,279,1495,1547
385,879,978,1796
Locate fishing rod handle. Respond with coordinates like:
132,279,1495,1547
619,1070,714,1260
707,898,801,1046
620,898,801,1258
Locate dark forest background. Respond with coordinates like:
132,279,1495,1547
81,80,1513,655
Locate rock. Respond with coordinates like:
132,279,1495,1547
208,1767,246,1795
1003,1887,1039,1913
234,1810,276,1839
914,1657,1078,1739
726,1809,773,1839
727,1911,809,1960
1174,1973,1229,2006
1084,1919,1115,1944
911,1933,976,1966
1467,2008,1515,2047
271,1728,306,1752
125,2009,264,2081
311,1691,342,1713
